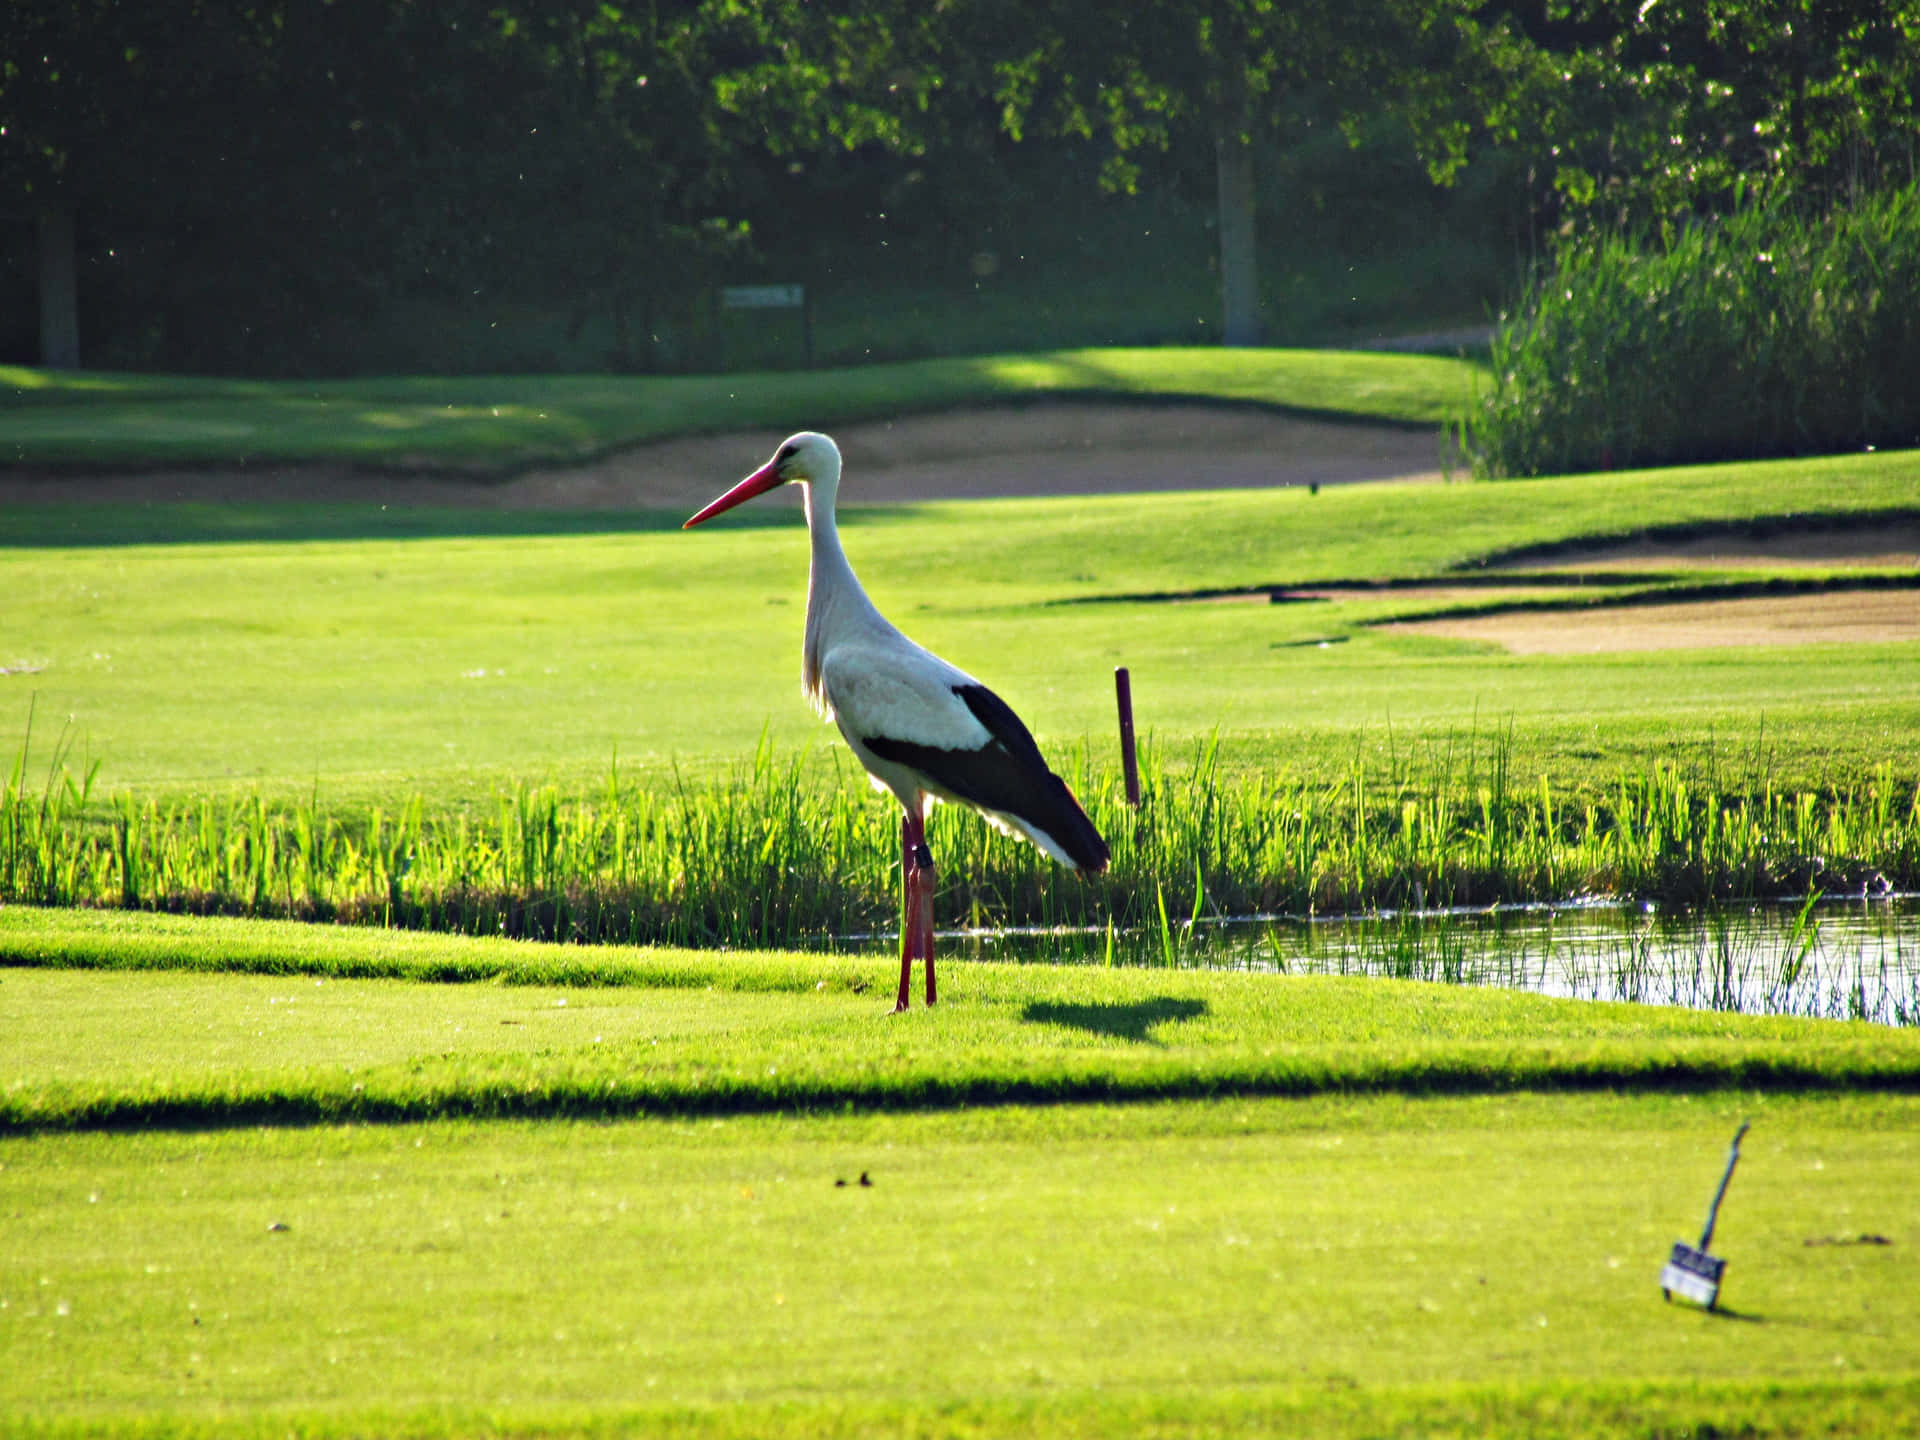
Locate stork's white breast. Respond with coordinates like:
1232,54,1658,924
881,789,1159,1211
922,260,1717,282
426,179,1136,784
820,641,988,751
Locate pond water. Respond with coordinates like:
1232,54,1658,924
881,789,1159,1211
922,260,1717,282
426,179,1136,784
846,897,1920,1027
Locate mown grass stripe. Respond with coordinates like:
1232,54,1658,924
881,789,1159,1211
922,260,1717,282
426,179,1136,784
7,906,1920,1131
10,1044,1920,1135
4,1380,1920,1440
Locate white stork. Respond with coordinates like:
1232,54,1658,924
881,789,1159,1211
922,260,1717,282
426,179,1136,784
683,431,1109,1011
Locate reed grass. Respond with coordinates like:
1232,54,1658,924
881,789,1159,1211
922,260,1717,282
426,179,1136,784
6,715,1915,949
1467,184,1920,477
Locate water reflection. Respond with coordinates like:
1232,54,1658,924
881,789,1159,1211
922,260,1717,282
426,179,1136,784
842,897,1920,1026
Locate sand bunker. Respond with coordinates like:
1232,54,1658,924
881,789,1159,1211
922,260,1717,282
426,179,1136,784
449,402,1449,512
8,399,1915,657
1388,588,1920,654
1499,524,1920,573
0,401,1445,511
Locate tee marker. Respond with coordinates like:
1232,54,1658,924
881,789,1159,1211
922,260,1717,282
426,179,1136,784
1660,1120,1750,1310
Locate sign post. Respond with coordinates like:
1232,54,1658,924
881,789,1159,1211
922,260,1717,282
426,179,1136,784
720,284,811,367
1660,1121,1751,1310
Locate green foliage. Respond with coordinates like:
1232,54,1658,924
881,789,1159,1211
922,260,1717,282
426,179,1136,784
0,0,1505,375
1420,1,1920,238
0,0,825,375
1466,186,1920,476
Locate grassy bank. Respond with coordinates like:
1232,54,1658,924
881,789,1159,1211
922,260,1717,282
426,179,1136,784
0,347,1475,472
4,908,1919,1131
3,1090,1916,1435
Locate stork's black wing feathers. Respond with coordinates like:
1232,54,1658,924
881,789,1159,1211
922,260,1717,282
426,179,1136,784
862,684,1109,871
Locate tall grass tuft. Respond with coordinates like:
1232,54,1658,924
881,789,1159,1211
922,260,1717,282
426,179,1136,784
1466,184,1920,477
5,725,1917,948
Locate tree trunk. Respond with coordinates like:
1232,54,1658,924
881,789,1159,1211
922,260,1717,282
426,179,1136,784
1213,74,1260,346
611,292,634,371
38,205,81,369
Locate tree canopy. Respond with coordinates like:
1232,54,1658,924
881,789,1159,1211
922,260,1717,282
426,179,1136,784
4,0,1915,372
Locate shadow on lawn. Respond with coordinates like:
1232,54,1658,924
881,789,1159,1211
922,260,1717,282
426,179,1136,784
1022,996,1208,1043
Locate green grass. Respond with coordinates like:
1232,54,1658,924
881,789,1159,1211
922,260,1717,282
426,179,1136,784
8,357,1919,1438
3,1089,1916,1436
0,347,1475,471
7,447,1918,934
8,725,1918,944
4,910,1917,1434
3,450,1918,813
2,905,1918,1429
4,908,1918,1131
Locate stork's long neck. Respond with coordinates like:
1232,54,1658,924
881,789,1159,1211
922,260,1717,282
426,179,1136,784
801,468,892,711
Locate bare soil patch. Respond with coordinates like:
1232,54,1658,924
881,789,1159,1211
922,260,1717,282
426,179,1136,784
0,402,1446,512
1388,589,1920,654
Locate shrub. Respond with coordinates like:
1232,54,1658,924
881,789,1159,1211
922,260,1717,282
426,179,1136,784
1465,185,1920,477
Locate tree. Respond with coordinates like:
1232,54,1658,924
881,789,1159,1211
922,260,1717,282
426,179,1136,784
0,0,269,366
1418,0,1920,238
976,0,1465,345
0,0,856,373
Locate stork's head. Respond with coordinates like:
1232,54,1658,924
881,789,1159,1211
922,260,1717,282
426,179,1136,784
683,431,840,528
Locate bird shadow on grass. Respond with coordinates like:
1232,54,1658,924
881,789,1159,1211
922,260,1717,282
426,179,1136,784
1699,1305,1766,1324
1021,997,1208,1044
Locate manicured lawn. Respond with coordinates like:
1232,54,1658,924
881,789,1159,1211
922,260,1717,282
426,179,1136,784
7,352,1919,1440
4,450,1918,813
6,908,1918,1129
0,347,1476,470
3,1087,1915,1436
3,908,1917,1434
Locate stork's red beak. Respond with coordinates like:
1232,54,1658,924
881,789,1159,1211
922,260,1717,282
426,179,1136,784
683,460,783,528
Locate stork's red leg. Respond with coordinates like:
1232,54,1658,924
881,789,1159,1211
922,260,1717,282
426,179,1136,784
892,809,939,1011
893,812,916,1013
916,836,937,1006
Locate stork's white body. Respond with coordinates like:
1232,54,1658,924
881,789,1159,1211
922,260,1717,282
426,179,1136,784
685,431,1108,1009
800,490,1086,865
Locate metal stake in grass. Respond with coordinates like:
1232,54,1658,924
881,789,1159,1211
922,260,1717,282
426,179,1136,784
1660,1120,1750,1310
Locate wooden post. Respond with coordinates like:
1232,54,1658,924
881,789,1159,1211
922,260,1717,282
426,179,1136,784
1115,667,1141,808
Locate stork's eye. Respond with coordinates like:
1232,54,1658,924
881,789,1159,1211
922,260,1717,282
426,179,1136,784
776,444,797,463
